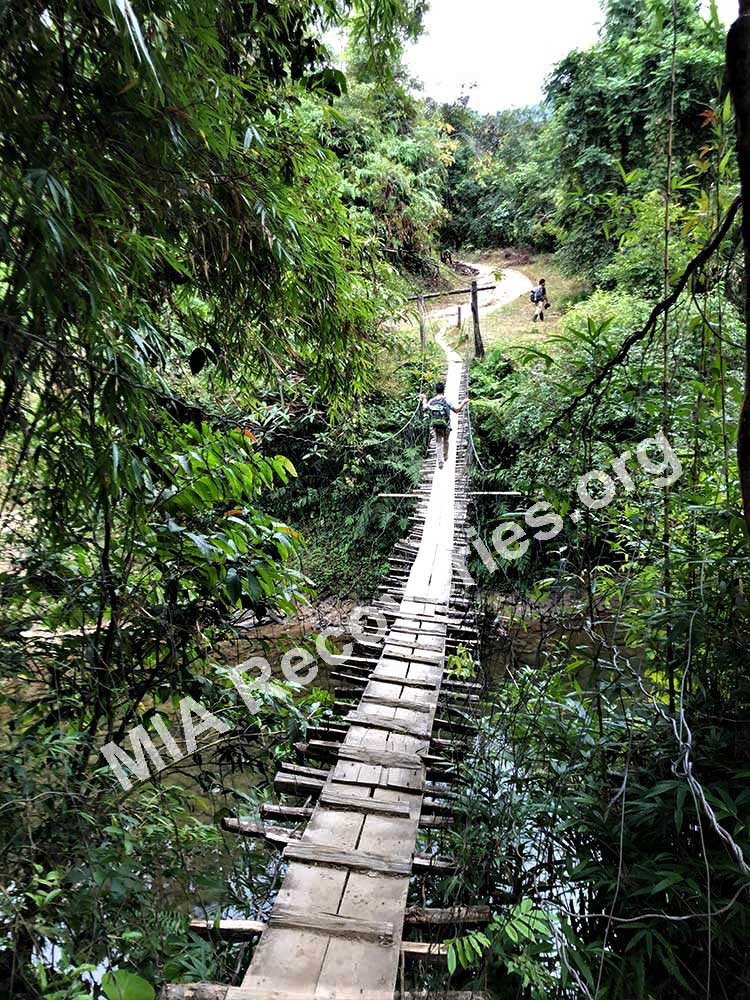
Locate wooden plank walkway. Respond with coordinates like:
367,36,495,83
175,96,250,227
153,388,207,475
224,341,472,1000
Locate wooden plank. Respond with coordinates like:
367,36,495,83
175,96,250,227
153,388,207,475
402,992,494,1000
419,813,455,829
401,595,451,608
331,660,371,675
264,828,295,848
272,774,323,797
299,739,433,774
329,671,367,686
442,689,480,703
388,631,445,650
332,758,375,785
333,699,359,715
158,986,228,1000
392,622,450,637
221,982,492,999
400,940,449,959
269,905,394,945
344,710,430,737
240,816,360,991
421,797,457,817
338,744,425,769
315,804,418,992
319,786,412,817
329,769,422,796
433,715,475,735
412,856,456,874
282,842,412,876
278,762,328,780
335,686,365,699
190,918,265,939
294,739,340,763
426,765,458,783
382,647,445,667
259,804,312,822
371,671,438,690
221,816,264,837
367,620,447,634
371,603,471,626
442,677,482,692
304,724,347,742
221,819,297,848
361,693,433,714
384,638,445,656
405,906,491,926
442,700,481,718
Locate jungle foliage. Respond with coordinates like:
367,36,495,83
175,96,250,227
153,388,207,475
440,0,727,276
0,1,444,996
450,3,750,996
3,1,750,999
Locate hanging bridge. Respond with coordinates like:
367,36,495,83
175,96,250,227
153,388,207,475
160,271,532,1000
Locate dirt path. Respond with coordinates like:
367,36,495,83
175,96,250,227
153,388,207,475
426,262,532,323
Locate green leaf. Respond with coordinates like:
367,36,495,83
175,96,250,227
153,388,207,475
650,871,683,894
101,970,155,1000
226,567,242,604
447,942,457,976
455,937,467,967
468,932,484,958
674,783,687,832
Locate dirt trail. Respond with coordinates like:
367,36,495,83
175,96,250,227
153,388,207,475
427,262,532,322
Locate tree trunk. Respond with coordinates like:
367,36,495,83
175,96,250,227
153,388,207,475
727,3,750,536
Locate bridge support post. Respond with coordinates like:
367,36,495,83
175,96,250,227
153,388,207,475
470,281,484,359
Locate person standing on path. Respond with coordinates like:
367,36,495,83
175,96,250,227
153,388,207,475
420,382,468,470
531,278,550,322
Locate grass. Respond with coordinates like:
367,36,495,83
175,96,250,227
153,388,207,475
465,251,590,349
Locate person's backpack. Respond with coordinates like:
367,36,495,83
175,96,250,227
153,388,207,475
426,397,451,429
532,285,546,303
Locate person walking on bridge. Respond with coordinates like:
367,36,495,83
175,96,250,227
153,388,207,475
531,277,550,322
420,382,468,470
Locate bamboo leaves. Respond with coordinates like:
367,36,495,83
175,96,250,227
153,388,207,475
445,901,551,995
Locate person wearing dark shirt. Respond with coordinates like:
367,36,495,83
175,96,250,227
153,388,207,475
531,278,550,321
419,381,468,469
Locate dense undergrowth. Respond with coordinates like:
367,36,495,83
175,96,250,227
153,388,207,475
264,337,443,597
0,2,443,996
444,288,750,993
443,90,750,1000
3,1,750,999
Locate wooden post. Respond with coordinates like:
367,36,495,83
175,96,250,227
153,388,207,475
418,294,426,353
456,305,461,329
470,281,484,359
